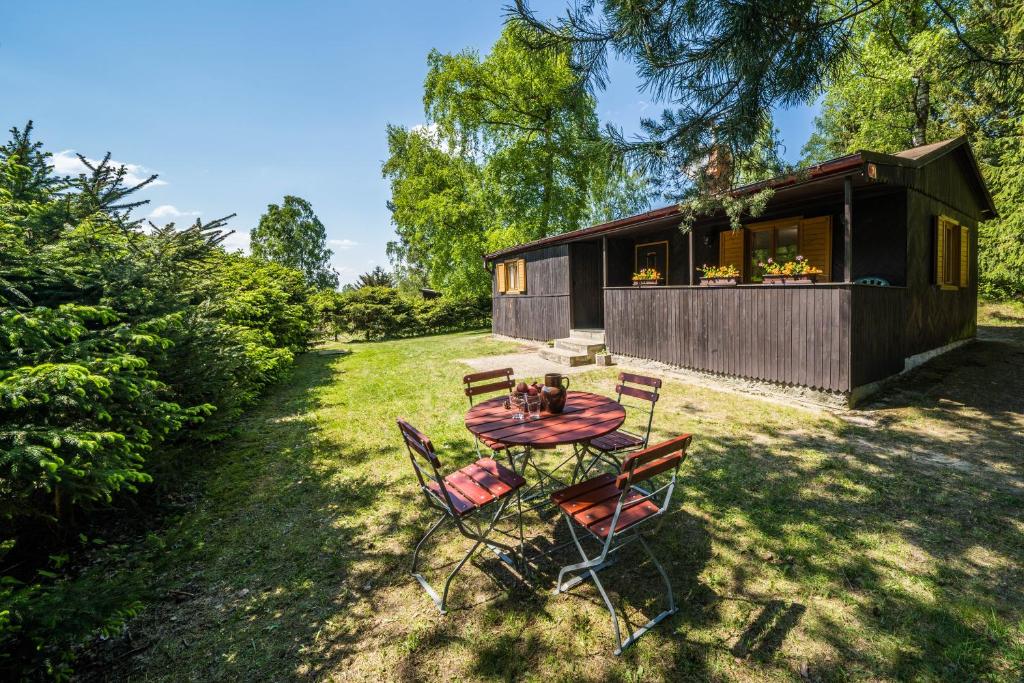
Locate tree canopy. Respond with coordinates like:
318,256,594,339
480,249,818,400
383,24,651,298
801,0,1024,298
512,0,1024,196
250,195,339,290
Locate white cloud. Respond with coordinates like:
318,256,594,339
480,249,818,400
220,230,250,253
52,149,168,187
329,238,358,250
148,204,200,220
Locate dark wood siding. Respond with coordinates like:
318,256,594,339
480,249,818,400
852,188,907,285
903,163,978,357
604,285,856,392
491,245,570,340
849,286,908,386
570,242,604,328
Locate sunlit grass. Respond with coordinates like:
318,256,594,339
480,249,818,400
74,326,1024,681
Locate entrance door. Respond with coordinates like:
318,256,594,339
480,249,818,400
570,242,604,329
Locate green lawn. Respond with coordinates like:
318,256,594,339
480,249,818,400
75,321,1024,681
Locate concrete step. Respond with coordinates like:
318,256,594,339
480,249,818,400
554,338,605,355
570,328,605,344
538,346,594,367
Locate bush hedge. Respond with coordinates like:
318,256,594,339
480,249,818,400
0,126,317,678
317,286,490,340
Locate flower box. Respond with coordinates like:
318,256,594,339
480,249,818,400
632,278,663,287
761,274,818,285
699,276,739,287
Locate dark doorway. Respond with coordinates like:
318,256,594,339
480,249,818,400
570,242,604,329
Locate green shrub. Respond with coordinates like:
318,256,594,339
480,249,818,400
335,288,489,340
413,295,490,334
0,123,319,677
338,286,417,340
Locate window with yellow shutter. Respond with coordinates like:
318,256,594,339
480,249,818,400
935,216,962,290
718,229,745,280
959,225,970,288
495,262,507,293
498,258,527,294
741,215,832,282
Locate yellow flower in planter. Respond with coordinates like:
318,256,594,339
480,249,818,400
698,264,740,278
760,256,823,276
632,268,662,281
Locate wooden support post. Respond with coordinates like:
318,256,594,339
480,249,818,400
688,229,695,286
602,237,608,287
844,176,853,282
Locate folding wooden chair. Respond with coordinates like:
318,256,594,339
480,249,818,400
463,368,516,457
399,419,526,614
551,434,692,654
576,372,661,479
464,369,553,462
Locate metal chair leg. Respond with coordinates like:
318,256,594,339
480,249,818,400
554,514,624,652
555,514,616,590
639,533,675,615
413,497,514,614
412,514,448,574
610,533,678,655
591,566,624,655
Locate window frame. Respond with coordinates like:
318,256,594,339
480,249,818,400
936,215,967,291
744,216,804,282
634,240,670,285
498,257,526,295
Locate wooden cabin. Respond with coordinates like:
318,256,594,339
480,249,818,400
485,137,996,404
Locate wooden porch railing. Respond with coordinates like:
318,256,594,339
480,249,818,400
604,285,908,393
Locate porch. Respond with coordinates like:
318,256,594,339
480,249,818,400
603,284,906,394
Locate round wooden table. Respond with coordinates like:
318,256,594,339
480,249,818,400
465,391,625,449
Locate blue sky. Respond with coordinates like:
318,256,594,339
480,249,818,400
2,1,818,286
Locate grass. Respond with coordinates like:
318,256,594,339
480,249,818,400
73,317,1024,682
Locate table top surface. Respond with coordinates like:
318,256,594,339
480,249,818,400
464,391,626,447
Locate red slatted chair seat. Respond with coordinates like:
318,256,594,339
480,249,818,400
548,434,693,655
479,434,508,451
551,473,659,538
426,457,525,516
589,430,645,453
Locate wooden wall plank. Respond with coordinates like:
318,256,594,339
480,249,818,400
603,285,881,393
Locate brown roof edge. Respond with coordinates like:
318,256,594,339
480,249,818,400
861,136,997,217
484,154,866,260
483,204,683,260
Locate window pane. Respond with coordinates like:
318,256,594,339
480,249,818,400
750,230,771,281
776,226,798,262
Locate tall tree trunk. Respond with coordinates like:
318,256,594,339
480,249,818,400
912,71,930,146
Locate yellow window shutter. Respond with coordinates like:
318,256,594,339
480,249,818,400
798,216,832,281
495,262,506,293
517,258,527,293
719,229,745,280
959,225,969,287
935,218,946,286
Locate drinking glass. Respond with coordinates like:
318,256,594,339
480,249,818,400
526,393,542,420
510,393,526,420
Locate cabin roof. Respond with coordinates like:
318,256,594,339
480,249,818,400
485,137,995,261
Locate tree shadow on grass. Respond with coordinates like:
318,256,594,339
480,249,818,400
680,414,1024,681
78,349,410,681
84,328,1024,682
